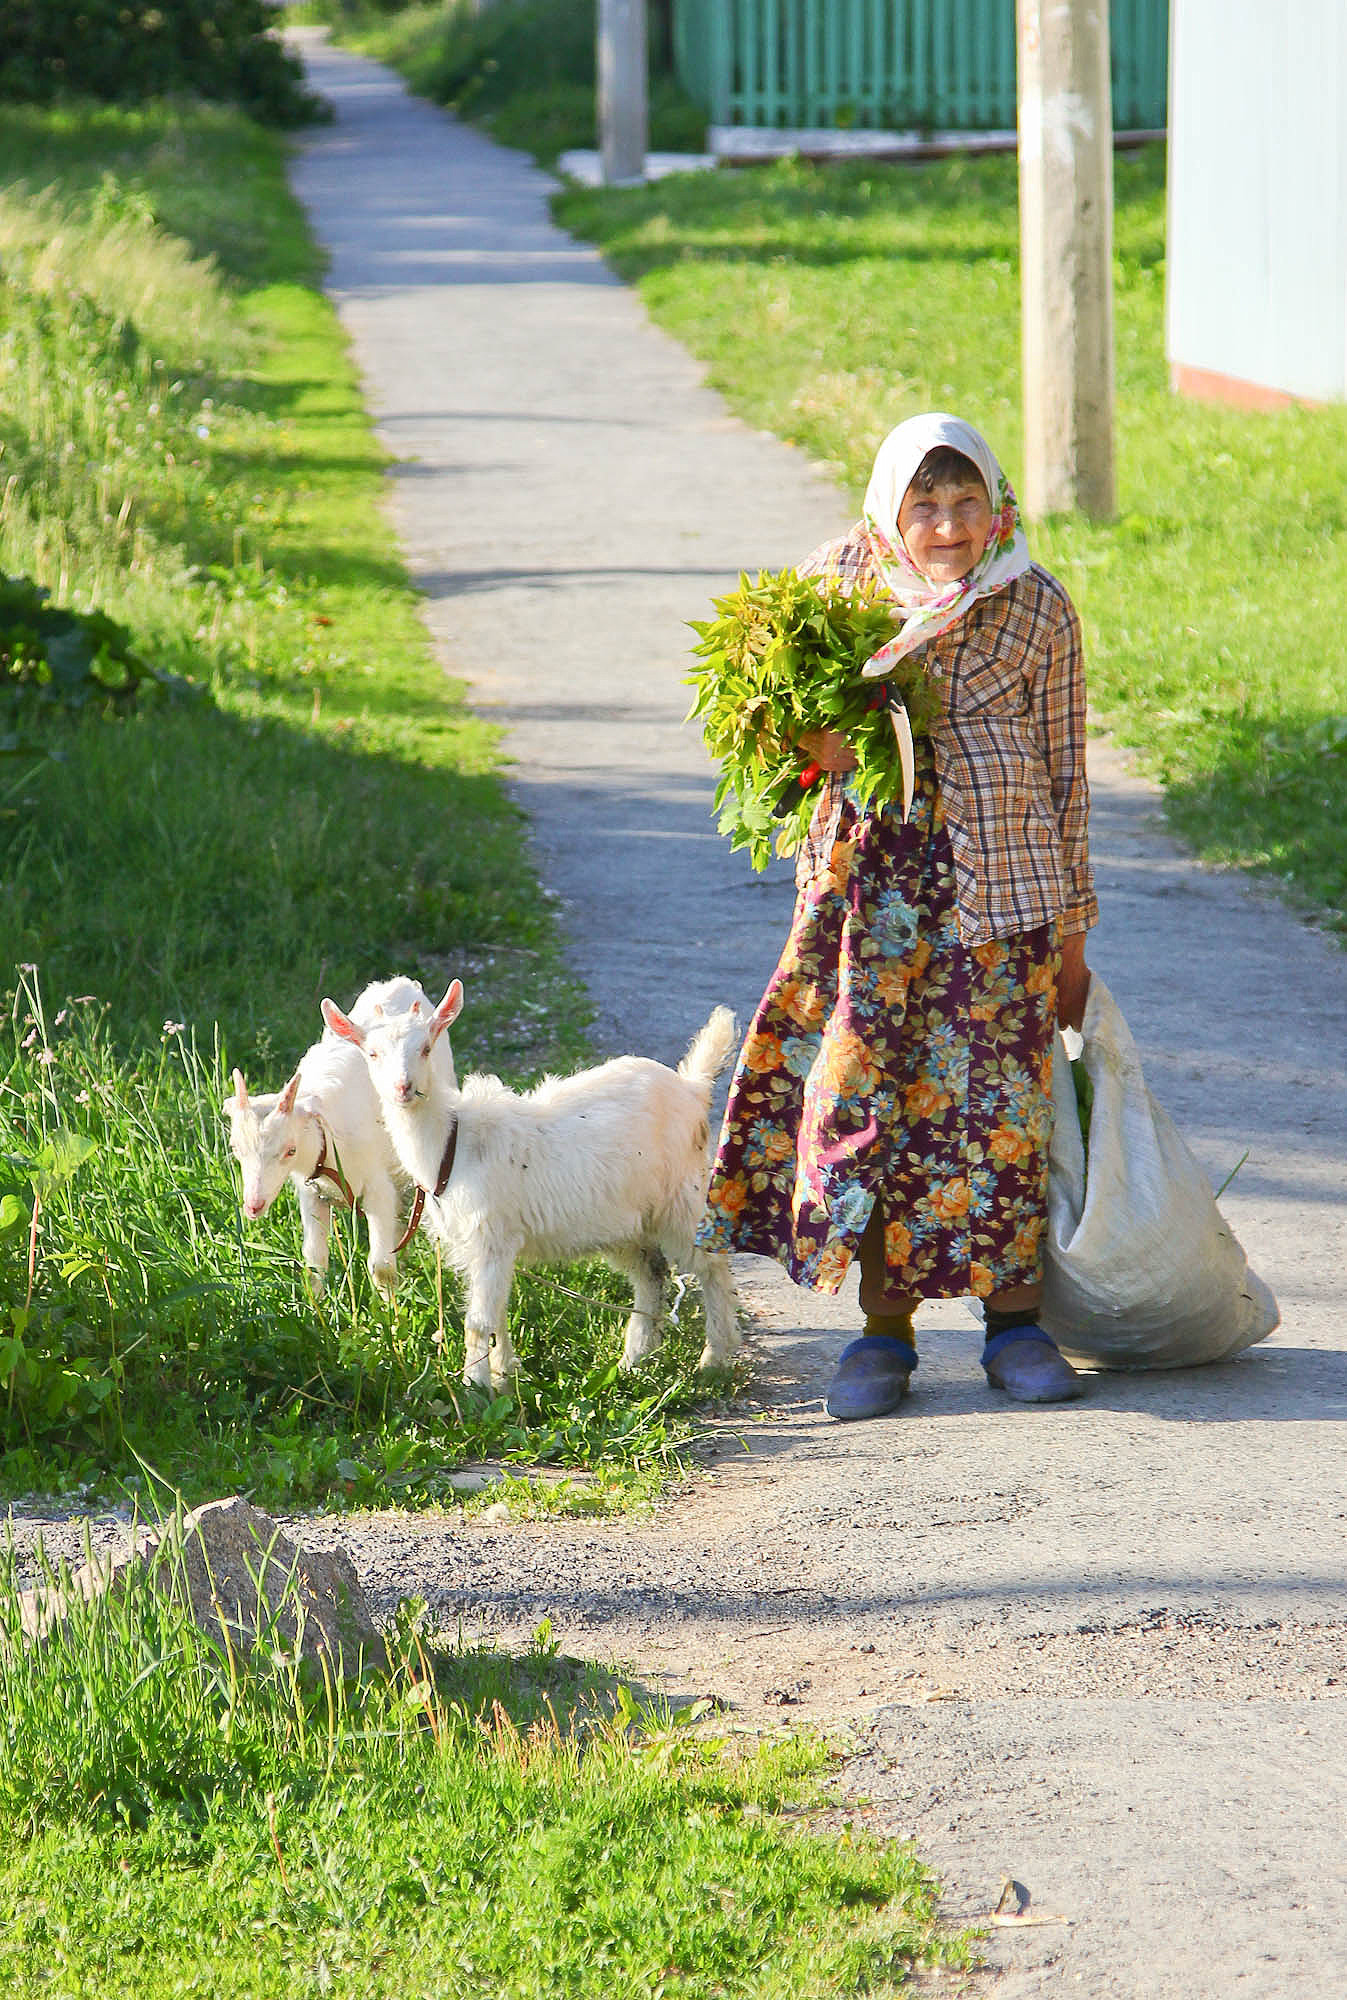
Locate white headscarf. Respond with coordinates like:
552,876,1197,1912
859,412,1031,677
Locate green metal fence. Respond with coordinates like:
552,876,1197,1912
673,0,1169,132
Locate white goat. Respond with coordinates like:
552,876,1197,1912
319,980,742,1392
222,978,444,1299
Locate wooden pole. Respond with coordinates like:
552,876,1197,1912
1016,0,1116,519
598,0,647,186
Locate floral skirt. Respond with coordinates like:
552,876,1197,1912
697,774,1060,1301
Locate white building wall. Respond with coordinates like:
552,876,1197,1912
1166,0,1347,404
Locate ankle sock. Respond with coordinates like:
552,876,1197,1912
863,1310,916,1348
983,1304,1043,1342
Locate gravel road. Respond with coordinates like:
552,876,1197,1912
13,36,1347,1997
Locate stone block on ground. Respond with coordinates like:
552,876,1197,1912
15,1495,386,1672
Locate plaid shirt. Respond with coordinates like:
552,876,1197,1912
803,530,1098,945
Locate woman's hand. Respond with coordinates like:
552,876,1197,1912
1057,930,1091,1031
795,727,856,774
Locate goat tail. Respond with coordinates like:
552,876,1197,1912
677,1005,739,1097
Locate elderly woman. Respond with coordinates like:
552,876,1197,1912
697,412,1097,1417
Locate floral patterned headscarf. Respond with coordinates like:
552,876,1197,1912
859,412,1030,678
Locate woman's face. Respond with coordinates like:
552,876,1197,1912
897,476,993,583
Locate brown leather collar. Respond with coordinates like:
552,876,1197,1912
393,1117,459,1254
434,1116,459,1197
307,1129,354,1209
394,1188,424,1255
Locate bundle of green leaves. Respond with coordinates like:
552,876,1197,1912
686,566,939,868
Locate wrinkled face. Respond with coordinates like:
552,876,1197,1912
225,1102,303,1218
897,475,993,584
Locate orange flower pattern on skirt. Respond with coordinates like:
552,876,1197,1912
697,765,1060,1301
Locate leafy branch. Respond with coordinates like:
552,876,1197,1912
685,567,940,869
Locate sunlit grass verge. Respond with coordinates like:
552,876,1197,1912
554,149,1347,933
0,104,569,1062
0,105,735,1503
0,1531,974,1997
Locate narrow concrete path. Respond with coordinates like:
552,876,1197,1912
288,30,837,1058
288,37,1347,1997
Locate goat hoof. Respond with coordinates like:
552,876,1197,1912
696,1342,739,1373
620,1326,660,1371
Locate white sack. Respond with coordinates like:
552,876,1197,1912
1041,973,1279,1369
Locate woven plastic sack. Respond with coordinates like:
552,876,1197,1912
1041,973,1279,1369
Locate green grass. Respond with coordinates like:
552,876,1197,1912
0,1526,974,1996
0,103,542,1057
0,104,736,1505
0,974,738,1508
550,148,1347,932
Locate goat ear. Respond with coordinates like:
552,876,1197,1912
321,997,363,1045
429,979,464,1041
230,1067,249,1108
277,1070,302,1117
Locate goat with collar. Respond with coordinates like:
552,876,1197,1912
322,979,742,1395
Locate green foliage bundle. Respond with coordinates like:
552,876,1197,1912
686,567,939,869
0,0,325,126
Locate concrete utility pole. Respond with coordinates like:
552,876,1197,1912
1016,0,1116,519
597,0,647,187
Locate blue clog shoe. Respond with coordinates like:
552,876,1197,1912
826,1334,917,1421
982,1324,1084,1403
